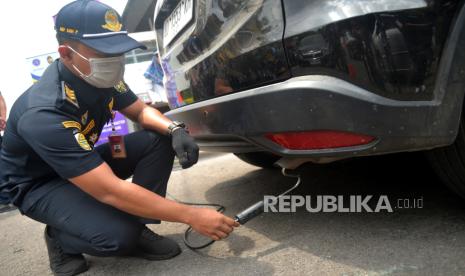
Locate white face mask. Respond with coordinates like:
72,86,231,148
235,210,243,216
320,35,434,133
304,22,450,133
67,46,125,88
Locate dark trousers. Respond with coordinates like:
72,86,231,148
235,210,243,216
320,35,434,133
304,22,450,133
23,130,175,256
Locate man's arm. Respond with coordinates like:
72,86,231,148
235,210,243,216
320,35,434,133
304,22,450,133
120,99,171,134
120,99,199,169
0,93,7,131
70,162,238,240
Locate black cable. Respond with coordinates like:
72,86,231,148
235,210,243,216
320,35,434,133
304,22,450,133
167,168,302,250
167,193,225,250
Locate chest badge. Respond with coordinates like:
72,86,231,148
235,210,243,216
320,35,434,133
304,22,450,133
114,81,128,93
89,133,99,145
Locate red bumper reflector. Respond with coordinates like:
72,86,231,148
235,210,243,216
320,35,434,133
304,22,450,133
265,131,375,150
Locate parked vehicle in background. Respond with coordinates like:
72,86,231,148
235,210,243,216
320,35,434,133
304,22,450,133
153,0,465,198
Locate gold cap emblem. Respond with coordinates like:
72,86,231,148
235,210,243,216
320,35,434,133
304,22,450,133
101,10,122,32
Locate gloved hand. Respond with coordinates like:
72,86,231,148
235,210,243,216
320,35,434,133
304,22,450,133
171,128,199,169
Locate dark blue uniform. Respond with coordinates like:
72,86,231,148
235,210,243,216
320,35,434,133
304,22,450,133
0,60,175,256
0,91,3,147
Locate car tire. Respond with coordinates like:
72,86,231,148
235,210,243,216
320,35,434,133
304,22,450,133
426,111,465,199
234,152,281,169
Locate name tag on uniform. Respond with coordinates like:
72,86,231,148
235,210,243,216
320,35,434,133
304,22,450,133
108,112,127,159
108,133,127,159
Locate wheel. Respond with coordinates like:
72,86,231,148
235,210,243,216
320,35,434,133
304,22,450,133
234,152,280,168
426,109,465,199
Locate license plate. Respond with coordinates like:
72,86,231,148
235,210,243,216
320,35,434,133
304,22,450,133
163,0,194,47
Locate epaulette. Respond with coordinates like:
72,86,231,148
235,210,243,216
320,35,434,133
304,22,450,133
56,81,80,115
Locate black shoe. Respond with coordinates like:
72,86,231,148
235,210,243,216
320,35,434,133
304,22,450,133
44,226,89,276
134,226,181,260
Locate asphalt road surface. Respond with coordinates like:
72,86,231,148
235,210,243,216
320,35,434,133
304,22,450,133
1,152,465,275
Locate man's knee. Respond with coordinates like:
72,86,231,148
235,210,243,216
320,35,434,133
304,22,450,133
144,130,175,158
88,224,142,256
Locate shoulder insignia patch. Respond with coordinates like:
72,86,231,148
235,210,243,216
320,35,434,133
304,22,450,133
62,121,82,132
75,133,92,151
82,119,95,136
114,81,128,93
62,82,79,108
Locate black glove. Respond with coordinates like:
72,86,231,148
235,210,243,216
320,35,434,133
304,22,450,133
171,128,199,169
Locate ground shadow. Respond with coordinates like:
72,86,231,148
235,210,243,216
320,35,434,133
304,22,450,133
202,152,465,274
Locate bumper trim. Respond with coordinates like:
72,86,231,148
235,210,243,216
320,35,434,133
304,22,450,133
167,75,440,115
165,73,462,157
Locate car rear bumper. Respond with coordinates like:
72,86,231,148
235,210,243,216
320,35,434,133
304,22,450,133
165,75,464,159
